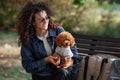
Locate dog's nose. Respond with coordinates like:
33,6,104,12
65,43,68,46
65,42,70,46
64,40,70,47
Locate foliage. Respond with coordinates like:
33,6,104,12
0,0,120,38
73,0,120,6
70,4,120,38
73,0,86,6
73,0,96,6
62,0,120,38
0,1,18,30
97,0,120,4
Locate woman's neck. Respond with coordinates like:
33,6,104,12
36,29,48,37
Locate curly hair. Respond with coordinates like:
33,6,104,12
16,2,58,45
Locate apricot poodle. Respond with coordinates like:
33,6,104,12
53,31,75,68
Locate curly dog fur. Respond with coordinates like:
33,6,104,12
53,31,75,68
55,32,75,48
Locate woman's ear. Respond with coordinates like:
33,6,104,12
33,22,35,26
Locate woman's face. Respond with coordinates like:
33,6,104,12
33,10,49,30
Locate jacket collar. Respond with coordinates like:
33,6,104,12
32,27,57,44
48,27,56,37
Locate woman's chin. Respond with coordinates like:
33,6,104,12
40,27,48,30
43,26,48,30
45,27,48,30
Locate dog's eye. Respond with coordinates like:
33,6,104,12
62,39,66,42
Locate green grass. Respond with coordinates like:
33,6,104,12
0,31,18,40
0,66,31,80
0,31,31,80
0,31,18,46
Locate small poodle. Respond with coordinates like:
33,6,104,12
53,31,75,68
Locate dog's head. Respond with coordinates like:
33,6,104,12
55,32,75,48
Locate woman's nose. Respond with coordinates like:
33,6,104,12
43,19,47,24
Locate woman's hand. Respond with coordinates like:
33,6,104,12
44,56,60,66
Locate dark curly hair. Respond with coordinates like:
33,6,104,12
16,2,59,45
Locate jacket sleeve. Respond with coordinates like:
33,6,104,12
21,44,47,73
71,43,82,63
56,26,65,35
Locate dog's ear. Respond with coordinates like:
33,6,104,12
55,35,62,47
70,37,75,47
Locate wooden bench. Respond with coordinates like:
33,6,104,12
72,33,120,80
72,33,120,57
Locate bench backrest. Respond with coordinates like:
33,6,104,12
72,33,120,57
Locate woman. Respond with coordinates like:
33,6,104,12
17,2,82,80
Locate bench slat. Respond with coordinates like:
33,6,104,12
76,44,120,53
73,33,120,43
77,49,120,57
75,39,120,47
72,33,120,57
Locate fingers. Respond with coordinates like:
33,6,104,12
44,56,60,66
52,56,60,66
44,56,74,68
52,56,58,60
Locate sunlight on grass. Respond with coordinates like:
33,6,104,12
0,31,20,58
0,66,31,80
0,43,20,58
0,31,30,80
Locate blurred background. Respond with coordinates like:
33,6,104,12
0,0,120,80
